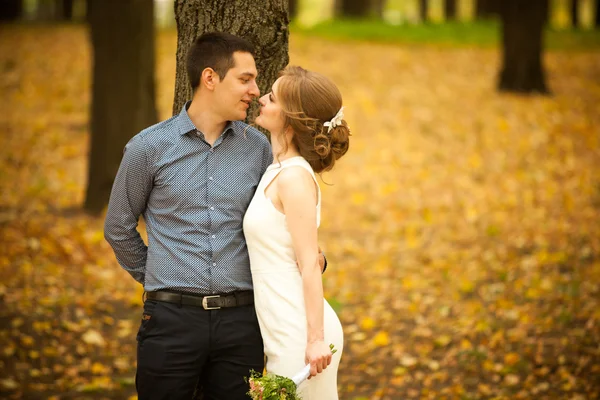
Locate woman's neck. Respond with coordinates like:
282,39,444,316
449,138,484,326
271,134,300,162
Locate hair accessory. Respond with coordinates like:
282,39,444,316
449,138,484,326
323,106,344,133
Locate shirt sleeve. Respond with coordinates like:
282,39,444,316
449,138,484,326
104,135,152,284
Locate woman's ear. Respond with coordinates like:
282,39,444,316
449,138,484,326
201,68,219,90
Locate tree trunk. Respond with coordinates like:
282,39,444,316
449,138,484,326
288,0,297,19
85,0,158,214
172,0,289,118
596,0,600,27
60,0,74,20
498,0,549,94
445,0,457,20
419,0,428,22
571,0,579,28
336,0,371,17
476,0,499,17
0,0,22,21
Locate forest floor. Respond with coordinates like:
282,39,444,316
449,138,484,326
1,25,600,400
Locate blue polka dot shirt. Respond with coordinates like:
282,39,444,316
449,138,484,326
104,102,273,294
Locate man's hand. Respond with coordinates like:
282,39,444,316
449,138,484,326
318,246,326,273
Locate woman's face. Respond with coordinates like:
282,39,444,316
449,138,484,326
256,77,286,135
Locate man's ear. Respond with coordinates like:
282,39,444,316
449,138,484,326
201,68,219,90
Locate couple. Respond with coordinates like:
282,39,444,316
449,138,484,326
104,32,350,400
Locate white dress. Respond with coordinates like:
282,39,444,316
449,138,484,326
243,156,344,399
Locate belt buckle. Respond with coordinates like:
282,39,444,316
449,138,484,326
202,295,221,310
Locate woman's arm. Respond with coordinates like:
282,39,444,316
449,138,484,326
277,166,332,378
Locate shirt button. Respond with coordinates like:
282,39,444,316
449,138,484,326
210,207,214,210
209,148,214,153
211,235,216,238
209,177,213,181
212,263,216,266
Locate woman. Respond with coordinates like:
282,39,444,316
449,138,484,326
243,66,350,399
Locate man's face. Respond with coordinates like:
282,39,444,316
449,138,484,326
213,51,259,122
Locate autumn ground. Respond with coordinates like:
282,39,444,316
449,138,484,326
1,23,600,400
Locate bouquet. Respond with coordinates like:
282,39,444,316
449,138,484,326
247,344,337,400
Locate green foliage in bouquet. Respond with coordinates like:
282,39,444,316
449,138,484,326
246,369,301,400
246,344,337,400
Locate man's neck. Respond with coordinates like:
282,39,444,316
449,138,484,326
187,99,227,146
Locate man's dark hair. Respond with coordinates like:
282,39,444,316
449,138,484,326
186,32,255,90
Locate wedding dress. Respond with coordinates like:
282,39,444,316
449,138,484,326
243,156,344,399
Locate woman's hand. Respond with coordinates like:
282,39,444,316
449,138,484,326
305,340,333,379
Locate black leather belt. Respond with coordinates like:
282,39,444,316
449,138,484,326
145,290,254,310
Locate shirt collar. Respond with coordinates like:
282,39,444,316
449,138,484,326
176,101,236,137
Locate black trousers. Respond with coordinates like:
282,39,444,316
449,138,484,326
135,299,264,400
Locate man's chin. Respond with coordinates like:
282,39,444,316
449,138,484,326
231,111,247,122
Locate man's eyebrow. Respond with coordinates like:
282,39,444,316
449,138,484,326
240,72,256,78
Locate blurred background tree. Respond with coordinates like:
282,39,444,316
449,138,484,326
85,0,158,214
497,0,550,93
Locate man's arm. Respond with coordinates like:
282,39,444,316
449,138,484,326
104,135,152,284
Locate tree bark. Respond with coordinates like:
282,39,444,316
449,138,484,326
445,0,457,20
84,0,158,214
498,0,549,94
172,0,289,119
476,0,499,17
596,0,600,27
59,0,74,20
419,0,428,22
0,0,22,21
571,0,579,28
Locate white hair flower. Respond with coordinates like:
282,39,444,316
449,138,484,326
323,107,344,133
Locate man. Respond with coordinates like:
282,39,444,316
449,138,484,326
105,32,326,400
105,32,270,399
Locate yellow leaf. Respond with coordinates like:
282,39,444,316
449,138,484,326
483,360,495,371
504,352,520,366
11,318,24,328
434,335,451,347
1,378,19,390
428,360,440,371
21,335,35,347
360,317,375,331
393,366,407,375
459,279,475,294
504,374,520,386
91,362,107,375
130,284,145,306
400,355,417,367
82,329,105,347
351,193,366,206
43,347,58,357
373,331,389,347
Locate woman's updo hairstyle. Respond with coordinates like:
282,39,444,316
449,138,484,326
276,66,350,173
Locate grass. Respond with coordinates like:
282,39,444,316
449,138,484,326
291,18,600,50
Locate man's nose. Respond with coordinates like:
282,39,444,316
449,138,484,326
249,81,260,98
